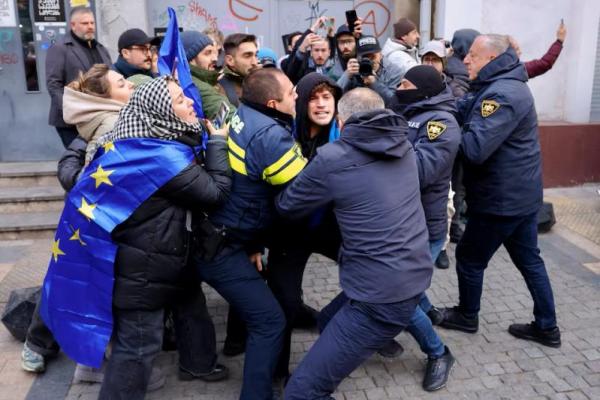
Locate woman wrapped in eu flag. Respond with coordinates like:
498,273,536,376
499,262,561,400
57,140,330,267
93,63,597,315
84,76,232,398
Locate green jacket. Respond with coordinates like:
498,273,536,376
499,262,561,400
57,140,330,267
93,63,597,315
190,65,236,121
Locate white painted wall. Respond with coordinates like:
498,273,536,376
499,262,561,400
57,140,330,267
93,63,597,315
436,0,599,122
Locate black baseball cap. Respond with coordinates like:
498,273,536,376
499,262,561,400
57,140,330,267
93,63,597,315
118,28,160,52
356,36,381,57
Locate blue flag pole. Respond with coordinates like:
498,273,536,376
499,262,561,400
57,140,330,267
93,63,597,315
157,7,208,147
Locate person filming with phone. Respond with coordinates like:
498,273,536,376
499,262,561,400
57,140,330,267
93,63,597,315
338,36,403,106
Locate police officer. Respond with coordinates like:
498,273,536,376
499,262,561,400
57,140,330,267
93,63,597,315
439,34,561,348
193,68,304,399
390,64,461,391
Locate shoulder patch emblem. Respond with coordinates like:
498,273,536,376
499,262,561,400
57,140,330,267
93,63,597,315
481,100,500,117
427,121,447,140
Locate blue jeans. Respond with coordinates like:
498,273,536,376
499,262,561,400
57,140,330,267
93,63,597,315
456,212,557,329
286,293,420,400
196,244,285,400
320,291,445,360
429,237,446,262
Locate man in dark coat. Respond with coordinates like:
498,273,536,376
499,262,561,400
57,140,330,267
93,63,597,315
277,88,433,398
45,7,112,148
439,34,561,348
218,33,259,107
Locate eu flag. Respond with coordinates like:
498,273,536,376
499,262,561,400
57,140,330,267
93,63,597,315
158,7,205,119
40,139,196,367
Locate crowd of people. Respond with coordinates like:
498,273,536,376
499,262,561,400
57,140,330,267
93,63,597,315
24,5,568,400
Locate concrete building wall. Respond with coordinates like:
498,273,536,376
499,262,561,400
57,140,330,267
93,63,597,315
434,0,600,122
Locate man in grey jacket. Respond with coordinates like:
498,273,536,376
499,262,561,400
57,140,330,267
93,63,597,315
382,17,420,80
45,7,112,148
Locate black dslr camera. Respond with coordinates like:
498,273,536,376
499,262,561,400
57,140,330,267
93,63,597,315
359,58,373,77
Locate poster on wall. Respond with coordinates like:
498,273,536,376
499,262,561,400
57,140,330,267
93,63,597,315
33,0,66,23
0,0,17,27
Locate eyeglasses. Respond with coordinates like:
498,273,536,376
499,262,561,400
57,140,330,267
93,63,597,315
129,45,158,55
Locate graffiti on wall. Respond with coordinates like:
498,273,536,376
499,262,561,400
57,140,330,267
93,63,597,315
189,1,218,30
228,0,264,22
355,0,391,38
0,28,17,64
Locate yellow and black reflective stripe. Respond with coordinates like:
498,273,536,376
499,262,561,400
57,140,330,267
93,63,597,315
228,137,247,176
262,143,307,185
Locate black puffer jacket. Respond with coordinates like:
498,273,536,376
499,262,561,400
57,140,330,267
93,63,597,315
57,136,87,191
111,135,231,310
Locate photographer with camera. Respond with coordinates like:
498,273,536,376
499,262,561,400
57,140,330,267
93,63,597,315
338,36,403,106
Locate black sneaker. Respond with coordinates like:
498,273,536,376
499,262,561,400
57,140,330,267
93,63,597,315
438,306,478,333
377,339,404,359
427,306,445,326
223,338,246,356
508,322,561,348
435,250,450,269
179,363,229,382
423,346,455,392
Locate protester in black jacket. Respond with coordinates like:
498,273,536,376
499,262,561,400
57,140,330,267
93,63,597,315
95,76,232,399
267,72,342,383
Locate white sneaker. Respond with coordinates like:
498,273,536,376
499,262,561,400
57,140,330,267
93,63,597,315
21,343,45,373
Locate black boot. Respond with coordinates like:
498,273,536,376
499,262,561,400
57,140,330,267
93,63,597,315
293,303,319,330
508,322,561,348
427,306,444,325
377,339,404,359
438,306,478,333
449,224,464,243
435,250,450,269
423,346,455,392
179,363,229,382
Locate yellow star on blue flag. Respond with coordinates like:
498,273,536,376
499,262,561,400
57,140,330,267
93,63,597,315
40,138,199,368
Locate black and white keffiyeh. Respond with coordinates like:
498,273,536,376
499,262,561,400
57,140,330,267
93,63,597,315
87,76,201,163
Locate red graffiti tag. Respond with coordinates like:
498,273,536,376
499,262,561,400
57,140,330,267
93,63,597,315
0,53,18,64
355,0,391,38
228,0,264,22
189,1,218,30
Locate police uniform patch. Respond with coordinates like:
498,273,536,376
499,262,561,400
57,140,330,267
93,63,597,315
481,100,500,117
427,121,447,140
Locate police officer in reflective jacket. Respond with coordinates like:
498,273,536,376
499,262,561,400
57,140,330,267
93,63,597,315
193,68,305,400
439,34,561,348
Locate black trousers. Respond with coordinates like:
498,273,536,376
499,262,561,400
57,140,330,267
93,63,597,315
224,214,342,380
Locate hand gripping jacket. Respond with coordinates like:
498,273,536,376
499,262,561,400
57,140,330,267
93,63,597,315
210,103,306,241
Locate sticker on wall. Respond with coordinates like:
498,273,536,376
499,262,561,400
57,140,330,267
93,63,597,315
33,0,66,23
70,0,91,7
0,0,17,27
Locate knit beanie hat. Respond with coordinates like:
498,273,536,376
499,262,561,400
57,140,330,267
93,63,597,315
403,65,445,98
393,18,418,39
181,31,214,61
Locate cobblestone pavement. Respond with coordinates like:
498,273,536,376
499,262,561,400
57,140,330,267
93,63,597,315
1,187,599,400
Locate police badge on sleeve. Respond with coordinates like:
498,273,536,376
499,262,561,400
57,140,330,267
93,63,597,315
427,121,447,140
481,100,500,117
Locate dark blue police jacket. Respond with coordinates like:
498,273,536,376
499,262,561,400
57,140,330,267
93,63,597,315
403,86,461,241
276,110,433,304
210,102,306,246
458,47,543,217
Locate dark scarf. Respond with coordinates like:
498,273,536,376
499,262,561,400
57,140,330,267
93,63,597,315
114,56,153,79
